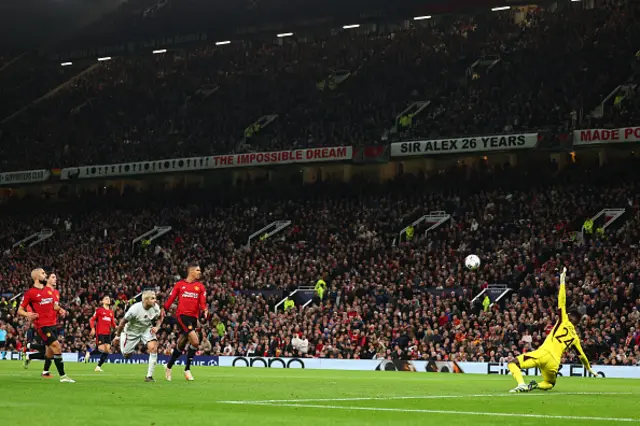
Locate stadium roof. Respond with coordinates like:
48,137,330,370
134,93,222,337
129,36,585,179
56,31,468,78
0,0,125,49
0,0,528,50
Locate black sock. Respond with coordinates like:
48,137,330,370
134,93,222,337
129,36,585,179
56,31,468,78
166,348,182,369
53,355,65,376
98,352,108,367
185,347,196,371
29,351,45,361
44,357,53,372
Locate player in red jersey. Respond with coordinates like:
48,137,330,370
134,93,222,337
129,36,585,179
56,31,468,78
90,296,116,372
23,272,62,377
163,262,208,381
18,269,74,383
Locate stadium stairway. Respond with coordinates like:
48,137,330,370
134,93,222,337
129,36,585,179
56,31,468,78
585,208,629,237
132,225,172,251
0,51,29,76
244,220,292,249
394,211,451,246
12,229,54,249
275,286,316,312
472,283,511,309
1,63,101,124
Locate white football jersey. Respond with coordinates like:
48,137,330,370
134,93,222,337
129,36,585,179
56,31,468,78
124,302,161,335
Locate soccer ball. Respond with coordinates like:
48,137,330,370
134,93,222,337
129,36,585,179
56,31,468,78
465,254,481,270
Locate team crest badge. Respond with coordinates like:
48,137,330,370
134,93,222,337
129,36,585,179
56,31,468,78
188,325,193,330
195,286,199,291
46,333,51,337
48,291,52,295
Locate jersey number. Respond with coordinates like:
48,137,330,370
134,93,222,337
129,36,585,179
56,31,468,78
554,327,575,348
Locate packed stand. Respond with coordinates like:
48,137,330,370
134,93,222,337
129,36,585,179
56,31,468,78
0,158,639,366
399,1,640,140
1,1,639,173
0,61,90,124
1,34,394,170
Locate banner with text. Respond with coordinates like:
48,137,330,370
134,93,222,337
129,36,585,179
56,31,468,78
0,169,51,186
1,352,77,362
220,357,637,377
3,353,640,378
573,127,640,146
78,353,220,366
60,147,353,180
458,361,630,379
391,133,538,157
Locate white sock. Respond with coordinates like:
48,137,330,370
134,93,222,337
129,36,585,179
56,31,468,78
147,353,157,378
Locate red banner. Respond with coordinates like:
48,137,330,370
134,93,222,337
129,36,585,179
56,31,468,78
573,127,640,146
61,146,353,180
213,146,351,168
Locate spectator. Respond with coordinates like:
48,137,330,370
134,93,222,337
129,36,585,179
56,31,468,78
0,324,7,358
1,1,639,172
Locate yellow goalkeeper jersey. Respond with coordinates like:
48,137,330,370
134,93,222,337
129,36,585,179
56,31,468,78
539,279,590,367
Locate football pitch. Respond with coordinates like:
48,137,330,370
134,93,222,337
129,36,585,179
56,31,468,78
1,362,640,425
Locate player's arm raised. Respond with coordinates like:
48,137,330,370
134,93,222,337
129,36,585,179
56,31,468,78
573,338,598,377
559,267,568,323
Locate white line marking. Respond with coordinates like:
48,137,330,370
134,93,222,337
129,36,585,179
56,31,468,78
222,401,640,422
219,391,631,404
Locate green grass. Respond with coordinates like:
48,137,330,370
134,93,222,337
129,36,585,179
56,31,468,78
1,361,640,425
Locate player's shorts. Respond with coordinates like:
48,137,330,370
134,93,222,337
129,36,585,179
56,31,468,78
35,326,58,346
516,348,559,384
96,334,112,346
0,340,6,349
120,330,156,355
176,315,197,334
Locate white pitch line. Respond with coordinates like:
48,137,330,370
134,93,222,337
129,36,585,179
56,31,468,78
222,401,640,423
219,391,631,404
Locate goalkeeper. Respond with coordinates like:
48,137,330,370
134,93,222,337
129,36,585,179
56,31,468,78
508,267,598,392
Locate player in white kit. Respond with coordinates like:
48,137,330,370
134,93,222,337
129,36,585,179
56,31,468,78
112,291,164,382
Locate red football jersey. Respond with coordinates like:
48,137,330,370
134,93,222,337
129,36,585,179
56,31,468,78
164,280,207,318
20,286,57,327
25,288,59,314
90,307,116,335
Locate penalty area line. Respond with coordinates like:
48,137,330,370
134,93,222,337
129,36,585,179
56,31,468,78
218,391,631,404
220,401,640,423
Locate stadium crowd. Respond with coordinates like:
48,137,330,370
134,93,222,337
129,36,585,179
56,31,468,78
1,0,640,372
1,157,639,367
0,1,639,172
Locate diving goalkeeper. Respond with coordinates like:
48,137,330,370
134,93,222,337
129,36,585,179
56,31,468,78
508,267,598,392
